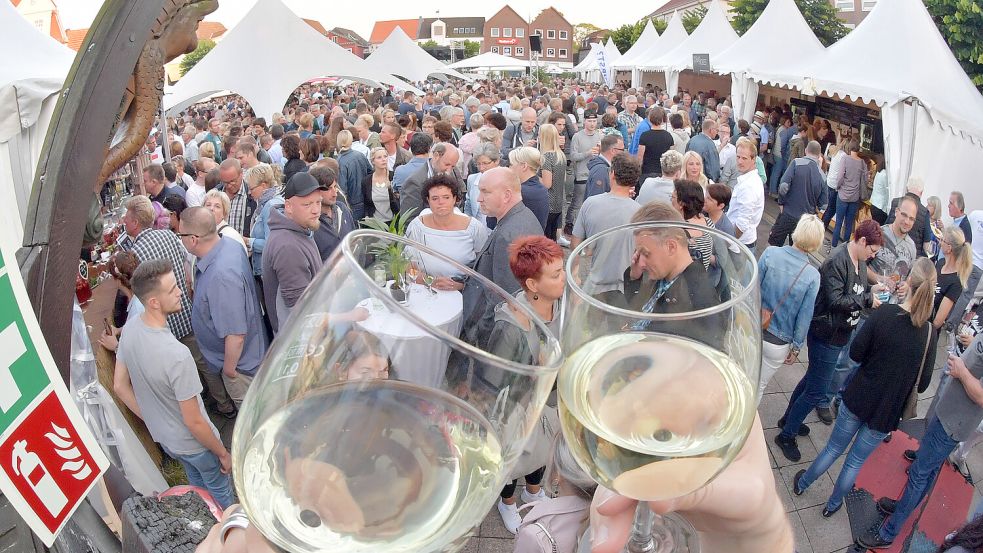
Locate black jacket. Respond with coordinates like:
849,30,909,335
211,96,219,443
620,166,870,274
312,202,355,262
810,243,873,346
622,261,724,348
361,173,400,222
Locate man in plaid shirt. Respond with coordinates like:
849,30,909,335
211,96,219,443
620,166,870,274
617,95,643,145
218,159,254,237
122,196,237,418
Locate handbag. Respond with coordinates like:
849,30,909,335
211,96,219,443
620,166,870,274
762,262,809,331
902,325,934,420
533,522,559,553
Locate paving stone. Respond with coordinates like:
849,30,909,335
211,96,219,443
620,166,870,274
773,468,795,513
479,505,515,539
774,363,807,393
477,537,515,553
798,503,855,553
788,510,814,553
765,427,819,468
780,463,834,511
759,392,787,430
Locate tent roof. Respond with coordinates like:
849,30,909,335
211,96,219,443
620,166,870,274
164,0,411,118
714,0,825,88
575,39,623,73
802,0,983,143
366,26,469,82
640,2,738,71
617,12,688,70
613,19,660,70
0,0,74,141
447,51,529,70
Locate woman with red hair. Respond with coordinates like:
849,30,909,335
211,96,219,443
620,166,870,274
488,235,565,534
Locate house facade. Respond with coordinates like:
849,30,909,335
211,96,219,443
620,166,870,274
481,5,574,68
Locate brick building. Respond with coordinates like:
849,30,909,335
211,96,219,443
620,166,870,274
481,5,574,68
831,0,877,28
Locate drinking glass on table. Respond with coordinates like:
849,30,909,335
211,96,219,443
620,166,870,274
559,221,761,552
232,230,562,553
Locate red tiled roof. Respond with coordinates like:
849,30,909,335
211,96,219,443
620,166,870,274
369,19,419,44
10,0,22,7
303,18,328,37
65,28,87,51
196,21,226,41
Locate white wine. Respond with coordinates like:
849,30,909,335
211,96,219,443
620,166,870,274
237,379,503,553
558,332,754,501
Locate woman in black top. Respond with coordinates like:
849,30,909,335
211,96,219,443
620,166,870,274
280,134,307,184
933,225,973,331
792,257,937,517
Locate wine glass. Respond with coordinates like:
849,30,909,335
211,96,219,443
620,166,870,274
423,273,437,295
559,221,761,552
232,230,562,553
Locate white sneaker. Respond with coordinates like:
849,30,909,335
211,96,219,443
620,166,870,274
557,235,571,248
521,487,547,504
497,499,521,534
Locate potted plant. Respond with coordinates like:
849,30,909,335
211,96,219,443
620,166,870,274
362,209,416,304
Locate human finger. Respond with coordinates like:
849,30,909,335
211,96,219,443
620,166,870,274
589,487,637,553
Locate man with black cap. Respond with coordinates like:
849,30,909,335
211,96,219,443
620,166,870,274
261,172,324,333
566,109,602,239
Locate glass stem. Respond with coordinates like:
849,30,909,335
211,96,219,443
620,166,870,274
625,501,673,553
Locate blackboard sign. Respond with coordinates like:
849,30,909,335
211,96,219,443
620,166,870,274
790,98,816,120
815,97,874,128
693,54,710,74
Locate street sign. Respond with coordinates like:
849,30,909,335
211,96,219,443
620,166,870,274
0,234,108,546
693,53,711,74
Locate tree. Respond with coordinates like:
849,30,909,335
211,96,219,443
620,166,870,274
681,5,708,34
730,0,849,47
179,39,215,76
608,18,663,53
926,0,983,92
419,39,439,49
573,22,602,52
462,39,481,59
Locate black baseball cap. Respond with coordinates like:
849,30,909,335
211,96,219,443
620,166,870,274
284,172,323,199
584,109,598,120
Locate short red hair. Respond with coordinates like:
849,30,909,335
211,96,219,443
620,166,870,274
509,236,564,290
853,219,884,246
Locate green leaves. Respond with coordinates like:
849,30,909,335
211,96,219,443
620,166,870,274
926,0,983,90
729,0,848,47
179,39,215,76
681,5,709,34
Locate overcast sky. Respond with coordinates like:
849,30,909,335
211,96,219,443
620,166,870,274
56,0,668,38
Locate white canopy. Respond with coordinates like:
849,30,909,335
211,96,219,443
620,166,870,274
604,38,622,64
164,0,408,118
613,19,660,70
366,26,470,82
715,0,825,121
626,12,688,88
0,0,75,246
574,39,620,74
447,51,529,70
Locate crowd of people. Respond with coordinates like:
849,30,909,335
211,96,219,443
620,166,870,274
94,76,983,553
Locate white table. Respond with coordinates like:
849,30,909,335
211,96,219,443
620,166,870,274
356,283,463,387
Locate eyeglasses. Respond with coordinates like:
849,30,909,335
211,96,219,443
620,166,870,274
176,232,200,239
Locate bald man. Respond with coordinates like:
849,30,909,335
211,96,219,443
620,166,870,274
501,107,539,165
463,167,543,344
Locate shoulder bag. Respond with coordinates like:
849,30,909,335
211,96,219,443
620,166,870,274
533,522,559,553
762,262,809,331
902,324,934,420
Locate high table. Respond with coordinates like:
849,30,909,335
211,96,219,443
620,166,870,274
356,283,463,387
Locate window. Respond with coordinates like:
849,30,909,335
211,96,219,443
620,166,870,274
434,25,444,36
468,27,474,34
516,47,525,56
516,28,524,38
534,29,542,37
453,27,460,33
559,30,568,40
491,27,499,37
504,27,512,37
835,0,853,11
346,48,353,53
558,48,568,58
33,19,44,30
546,48,555,58
492,46,500,53
504,46,512,56
547,29,556,39
862,0,877,10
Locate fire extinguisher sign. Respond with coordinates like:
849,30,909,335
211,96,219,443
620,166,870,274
0,242,109,546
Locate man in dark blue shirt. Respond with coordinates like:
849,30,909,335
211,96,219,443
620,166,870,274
768,141,827,247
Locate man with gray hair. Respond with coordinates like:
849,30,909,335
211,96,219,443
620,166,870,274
768,141,828,247
501,107,539,163
398,142,462,222
637,150,683,206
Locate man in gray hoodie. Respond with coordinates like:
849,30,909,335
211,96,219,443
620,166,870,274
565,109,602,237
261,172,324,333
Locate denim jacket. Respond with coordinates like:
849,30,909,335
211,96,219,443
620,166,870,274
249,191,284,276
758,245,820,349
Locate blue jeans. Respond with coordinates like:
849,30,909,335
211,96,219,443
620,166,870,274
832,198,859,247
165,446,235,509
796,403,887,511
780,331,843,439
768,157,786,195
819,318,865,409
879,417,958,541
821,190,838,229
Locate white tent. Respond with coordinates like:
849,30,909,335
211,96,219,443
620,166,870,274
640,1,738,95
799,0,983,207
447,51,530,70
0,0,75,247
626,12,689,89
164,0,409,118
614,19,660,71
366,26,470,82
714,0,825,122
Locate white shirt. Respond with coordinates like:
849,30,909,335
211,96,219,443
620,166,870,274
717,140,736,169
826,150,846,190
186,182,207,207
729,170,765,246
968,210,983,268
